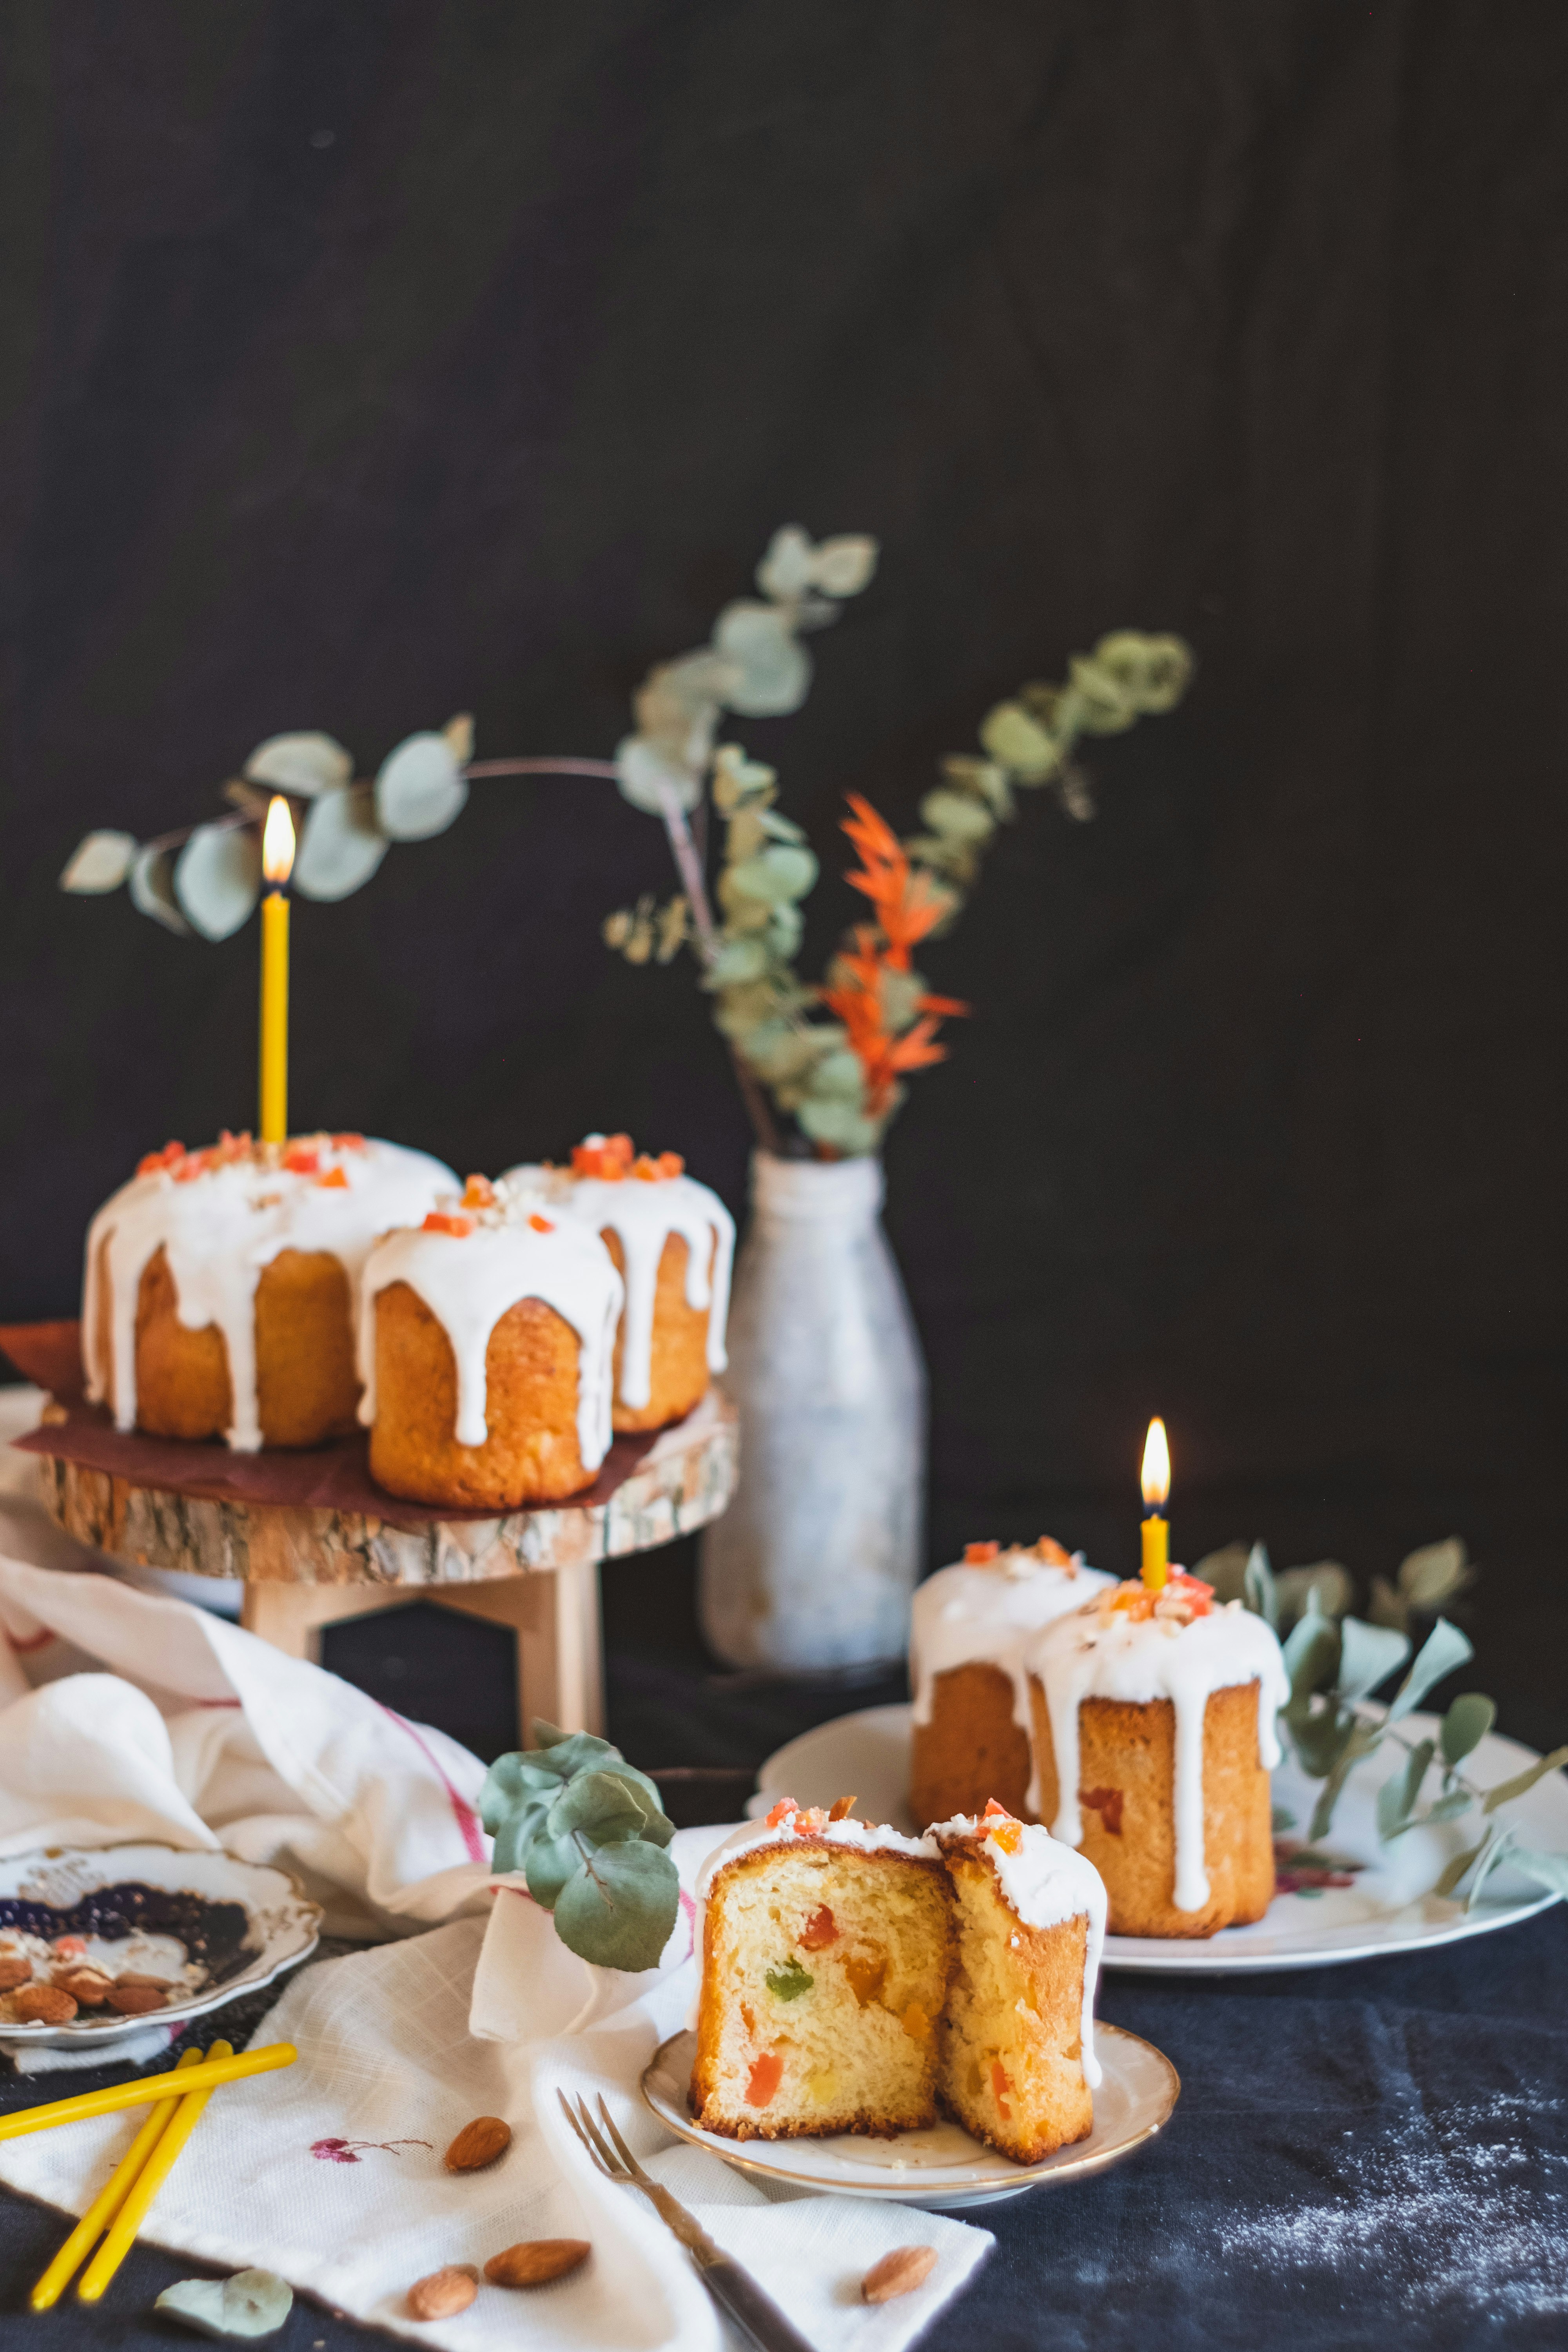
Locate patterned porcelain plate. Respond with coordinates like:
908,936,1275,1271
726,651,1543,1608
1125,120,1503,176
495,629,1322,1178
0,1844,322,2046
642,2021,1178,2209
754,1704,1568,1974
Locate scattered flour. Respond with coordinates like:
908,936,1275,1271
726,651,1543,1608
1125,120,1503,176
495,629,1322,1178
1216,2091,1568,2319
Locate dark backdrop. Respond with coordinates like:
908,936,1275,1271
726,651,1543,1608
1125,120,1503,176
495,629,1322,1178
2,2,1565,1739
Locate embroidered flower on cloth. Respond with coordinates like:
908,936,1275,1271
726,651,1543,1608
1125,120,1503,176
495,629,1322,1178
309,2135,431,2164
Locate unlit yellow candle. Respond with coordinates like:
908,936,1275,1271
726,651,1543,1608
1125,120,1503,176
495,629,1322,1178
0,2042,296,2141
29,2045,205,2309
76,2041,232,2303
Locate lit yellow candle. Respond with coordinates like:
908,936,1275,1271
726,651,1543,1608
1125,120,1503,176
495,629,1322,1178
1140,1415,1170,1590
259,796,296,1143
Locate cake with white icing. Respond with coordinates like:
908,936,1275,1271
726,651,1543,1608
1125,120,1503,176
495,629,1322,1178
690,1799,953,2140
1026,1574,1290,1938
930,1802,1105,2162
910,1539,1114,1824
501,1134,733,1432
82,1132,456,1451
358,1176,623,1509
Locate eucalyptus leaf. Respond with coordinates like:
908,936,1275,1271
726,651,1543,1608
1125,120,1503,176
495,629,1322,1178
293,785,389,902
765,903,804,958
1398,1536,1473,1608
243,732,352,797
1467,1829,1517,1909
1435,1838,1488,1899
155,2270,293,2340
1367,1573,1407,1631
1194,1541,1251,1605
979,701,1060,781
1309,1719,1381,1840
547,1769,658,1842
1336,1617,1412,1705
616,734,703,816
726,845,818,904
1067,653,1140,733
375,731,469,841
1378,1737,1435,1840
174,823,263,941
703,936,770,987
759,810,808,842
755,525,815,601
712,601,812,716
809,534,878,596
1289,1702,1357,1781
1283,1612,1339,1707
1440,1692,1496,1767
1275,1562,1353,1629
1091,631,1194,714
1480,1744,1568,1814
525,1825,588,1909
799,1047,866,1103
795,1094,881,1155
1385,1617,1474,1724
1243,1542,1278,1627
552,1838,681,1971
1507,1847,1568,1898
920,788,995,844
60,829,137,893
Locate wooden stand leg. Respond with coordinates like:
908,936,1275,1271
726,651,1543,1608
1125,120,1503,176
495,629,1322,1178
239,1564,605,1743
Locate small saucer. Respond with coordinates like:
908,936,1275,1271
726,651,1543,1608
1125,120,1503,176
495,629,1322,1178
641,2022,1178,2209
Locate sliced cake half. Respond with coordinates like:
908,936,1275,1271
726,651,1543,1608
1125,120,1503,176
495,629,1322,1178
690,1800,954,2141
931,1801,1107,2163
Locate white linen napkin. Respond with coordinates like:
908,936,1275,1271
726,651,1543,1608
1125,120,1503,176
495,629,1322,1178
0,1916,991,2349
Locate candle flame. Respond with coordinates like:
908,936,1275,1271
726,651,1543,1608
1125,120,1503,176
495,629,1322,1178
262,796,296,887
1141,1416,1170,1510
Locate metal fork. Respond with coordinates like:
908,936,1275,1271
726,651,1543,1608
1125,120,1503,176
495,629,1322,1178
558,2091,816,2352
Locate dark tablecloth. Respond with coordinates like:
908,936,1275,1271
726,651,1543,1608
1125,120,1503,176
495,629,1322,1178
4,1904,1565,2350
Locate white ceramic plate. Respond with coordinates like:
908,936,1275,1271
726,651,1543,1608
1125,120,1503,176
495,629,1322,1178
642,2021,1178,2209
755,1704,1568,1974
0,1844,321,2046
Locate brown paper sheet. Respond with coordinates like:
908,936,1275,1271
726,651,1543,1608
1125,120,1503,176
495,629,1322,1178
0,1320,658,1530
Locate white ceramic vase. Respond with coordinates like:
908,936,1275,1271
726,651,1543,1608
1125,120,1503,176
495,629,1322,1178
698,1151,926,1671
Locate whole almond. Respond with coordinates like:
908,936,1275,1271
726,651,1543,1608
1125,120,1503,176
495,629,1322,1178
12,1985,77,2025
862,2245,938,2304
444,2116,512,2172
54,1967,114,2005
116,1972,174,1991
0,1958,33,1992
483,2241,591,2289
106,1984,167,2015
406,2266,478,2321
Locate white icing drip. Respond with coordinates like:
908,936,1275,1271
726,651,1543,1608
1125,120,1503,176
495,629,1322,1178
82,1139,456,1452
356,1211,623,1468
1027,1596,1289,1913
501,1161,734,1410
929,1814,1107,2088
910,1552,1114,1735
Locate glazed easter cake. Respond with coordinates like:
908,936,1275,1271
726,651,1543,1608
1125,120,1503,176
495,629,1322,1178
83,1132,456,1450
358,1176,624,1510
910,1538,1114,1825
1027,1573,1289,1938
930,1803,1106,2162
690,1796,1105,2160
502,1134,733,1433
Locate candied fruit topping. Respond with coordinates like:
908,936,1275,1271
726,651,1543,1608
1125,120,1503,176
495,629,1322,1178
572,1132,635,1181
528,1212,555,1234
316,1167,349,1189
746,2052,783,2107
1033,1536,1074,1566
422,1211,473,1238
657,1151,684,1178
461,1174,497,1210
828,1794,857,1822
845,1951,888,2007
138,1139,187,1177
764,1798,799,1829
51,1936,87,1957
964,1541,1001,1564
792,1806,828,1835
765,1960,813,2001
283,1146,320,1175
989,1820,1023,1854
799,1905,839,1951
331,1132,367,1151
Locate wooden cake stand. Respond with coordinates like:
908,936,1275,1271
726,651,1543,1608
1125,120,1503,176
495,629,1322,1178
0,1322,738,1742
